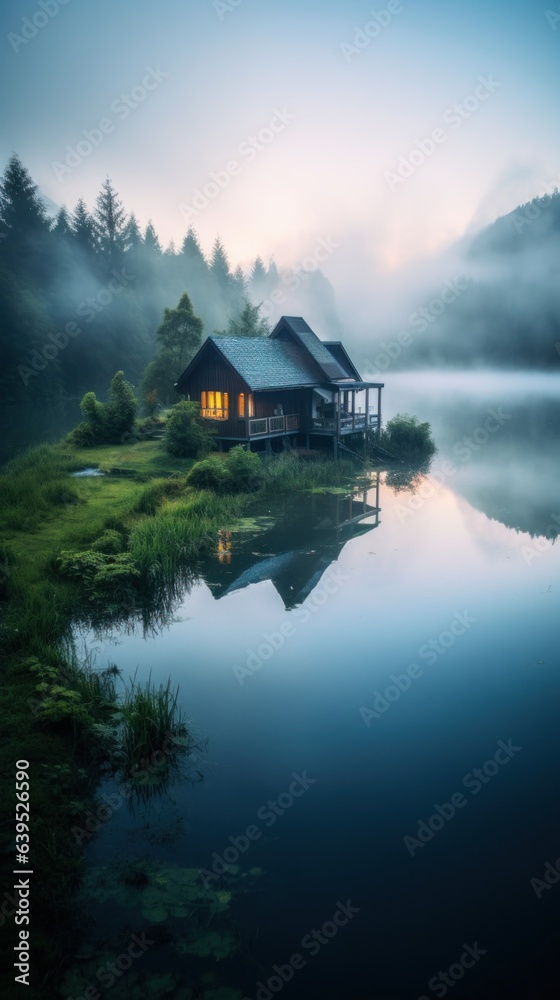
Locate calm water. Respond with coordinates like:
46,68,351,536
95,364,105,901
71,373,560,999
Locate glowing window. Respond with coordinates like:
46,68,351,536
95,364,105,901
238,393,255,418
201,390,229,419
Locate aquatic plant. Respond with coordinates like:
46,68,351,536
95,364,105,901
82,858,246,955
261,452,356,492
114,675,190,779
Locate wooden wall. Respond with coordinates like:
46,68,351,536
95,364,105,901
179,344,313,439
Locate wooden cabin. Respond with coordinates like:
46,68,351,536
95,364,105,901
175,316,384,456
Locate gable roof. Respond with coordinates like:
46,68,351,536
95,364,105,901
208,335,323,390
323,342,362,380
175,316,380,393
271,317,349,380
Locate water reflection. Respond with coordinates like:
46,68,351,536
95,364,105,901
200,473,381,610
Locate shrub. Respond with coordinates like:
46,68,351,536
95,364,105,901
226,445,263,491
164,401,213,458
185,457,233,493
68,420,101,448
57,547,140,605
133,478,185,515
379,413,436,461
90,529,126,554
105,370,138,440
70,371,138,447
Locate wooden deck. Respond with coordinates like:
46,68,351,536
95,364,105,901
311,414,380,436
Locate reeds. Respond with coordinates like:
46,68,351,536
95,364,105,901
115,674,189,779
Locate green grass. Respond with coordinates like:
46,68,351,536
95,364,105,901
70,437,196,478
116,675,190,780
129,490,245,587
261,452,358,492
0,433,368,996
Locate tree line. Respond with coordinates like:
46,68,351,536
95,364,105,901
0,154,282,410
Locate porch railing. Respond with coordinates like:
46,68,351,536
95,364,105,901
311,413,379,431
248,415,299,436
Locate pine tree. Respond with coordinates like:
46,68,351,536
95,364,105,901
71,198,97,256
250,255,267,291
265,259,280,293
94,177,127,264
209,235,231,288
52,206,72,238
124,212,143,252
0,154,49,263
143,220,162,254
180,227,207,269
232,264,247,297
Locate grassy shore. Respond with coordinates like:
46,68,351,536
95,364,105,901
0,435,360,995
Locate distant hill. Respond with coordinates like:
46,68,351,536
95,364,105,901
374,189,560,370
469,189,560,258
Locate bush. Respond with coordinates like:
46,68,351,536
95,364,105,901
133,478,185,516
186,447,263,494
70,371,138,447
379,413,436,461
185,457,233,493
226,445,264,491
105,370,138,440
57,547,140,605
164,401,213,458
68,420,101,448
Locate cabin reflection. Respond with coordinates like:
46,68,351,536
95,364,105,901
200,473,381,609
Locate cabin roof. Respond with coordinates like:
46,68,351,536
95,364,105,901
271,317,349,380
323,341,362,380
176,316,383,393
208,335,323,390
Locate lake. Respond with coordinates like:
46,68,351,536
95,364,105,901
70,372,560,999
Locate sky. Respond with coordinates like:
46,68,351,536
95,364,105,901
1,0,559,281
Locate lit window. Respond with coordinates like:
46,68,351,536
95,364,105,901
201,390,229,420
238,393,255,418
